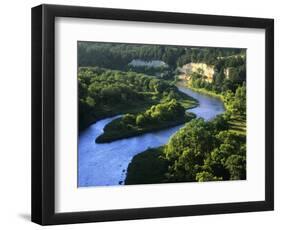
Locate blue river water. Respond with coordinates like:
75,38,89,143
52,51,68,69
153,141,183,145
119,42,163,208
78,87,225,187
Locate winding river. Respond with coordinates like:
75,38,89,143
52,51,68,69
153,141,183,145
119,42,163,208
78,86,225,187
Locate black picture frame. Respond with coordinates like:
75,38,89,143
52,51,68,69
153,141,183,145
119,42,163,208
31,4,274,225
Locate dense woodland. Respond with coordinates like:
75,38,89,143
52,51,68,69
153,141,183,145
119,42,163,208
126,115,246,184
96,100,196,143
78,67,197,130
78,42,244,80
78,42,246,183
78,42,244,68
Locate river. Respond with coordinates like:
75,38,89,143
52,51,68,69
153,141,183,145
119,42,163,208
78,86,225,187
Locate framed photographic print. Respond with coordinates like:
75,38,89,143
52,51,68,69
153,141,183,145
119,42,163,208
31,4,274,225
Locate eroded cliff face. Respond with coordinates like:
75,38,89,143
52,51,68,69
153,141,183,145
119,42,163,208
178,63,215,83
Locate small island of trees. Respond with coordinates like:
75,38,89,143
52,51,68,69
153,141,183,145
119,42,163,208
96,99,196,143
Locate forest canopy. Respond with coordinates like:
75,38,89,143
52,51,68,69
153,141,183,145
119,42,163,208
78,42,246,185
96,99,196,143
78,42,245,69
125,115,246,185
78,66,197,130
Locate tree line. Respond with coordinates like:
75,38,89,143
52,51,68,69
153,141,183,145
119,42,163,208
78,67,195,130
126,114,246,184
78,42,244,70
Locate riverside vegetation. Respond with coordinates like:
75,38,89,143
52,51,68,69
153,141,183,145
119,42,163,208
78,42,246,184
96,100,196,143
78,67,197,131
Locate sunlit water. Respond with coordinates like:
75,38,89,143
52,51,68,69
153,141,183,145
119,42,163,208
78,87,225,187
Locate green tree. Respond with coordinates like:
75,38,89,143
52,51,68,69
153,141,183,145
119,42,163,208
225,155,246,180
123,114,136,125
136,114,147,127
224,83,246,118
164,119,215,182
196,171,222,182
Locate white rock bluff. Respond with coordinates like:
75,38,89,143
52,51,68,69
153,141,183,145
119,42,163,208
178,63,215,83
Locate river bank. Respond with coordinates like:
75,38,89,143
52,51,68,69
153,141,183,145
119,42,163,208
78,86,225,187
176,80,224,101
96,112,196,143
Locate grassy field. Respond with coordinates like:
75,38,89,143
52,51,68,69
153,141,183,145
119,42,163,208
228,116,246,136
